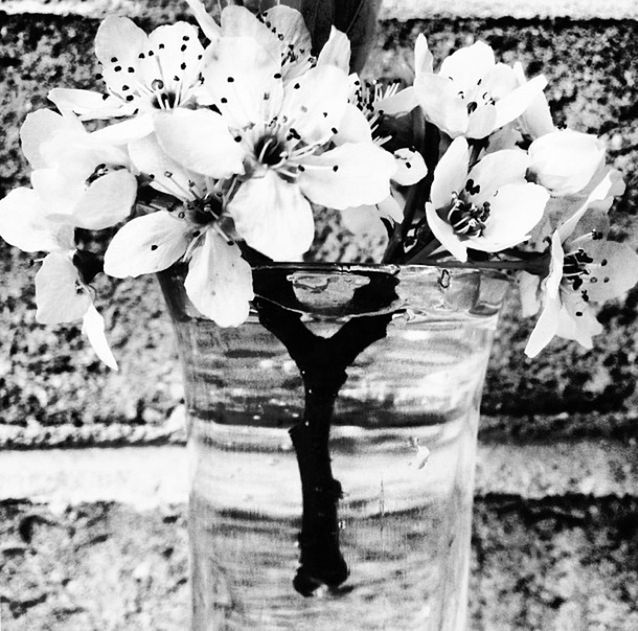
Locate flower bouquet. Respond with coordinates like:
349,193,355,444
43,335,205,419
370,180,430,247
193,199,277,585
1,1,637,629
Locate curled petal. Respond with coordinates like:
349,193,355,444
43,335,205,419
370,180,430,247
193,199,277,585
82,304,118,370
430,137,469,210
184,230,254,327
425,202,468,262
298,142,396,210
154,109,245,179
229,170,315,260
48,88,133,120
35,252,91,324
392,148,427,186
103,211,192,278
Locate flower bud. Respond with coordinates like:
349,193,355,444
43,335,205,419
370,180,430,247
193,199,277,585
528,129,605,196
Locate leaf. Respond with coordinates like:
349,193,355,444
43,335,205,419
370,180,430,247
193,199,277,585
333,0,382,73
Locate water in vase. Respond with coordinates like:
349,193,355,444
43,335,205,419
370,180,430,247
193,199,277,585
184,311,496,631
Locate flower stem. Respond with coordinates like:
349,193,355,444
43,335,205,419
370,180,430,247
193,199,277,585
253,271,397,596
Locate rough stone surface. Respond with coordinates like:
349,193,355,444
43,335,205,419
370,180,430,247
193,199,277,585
2,0,638,20
1,14,638,442
1,497,637,630
0,441,636,508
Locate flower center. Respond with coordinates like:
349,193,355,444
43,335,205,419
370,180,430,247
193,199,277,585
254,133,287,167
562,248,599,291
447,194,490,237
183,197,224,226
151,89,179,110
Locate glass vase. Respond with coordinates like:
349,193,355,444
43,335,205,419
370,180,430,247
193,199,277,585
158,263,508,631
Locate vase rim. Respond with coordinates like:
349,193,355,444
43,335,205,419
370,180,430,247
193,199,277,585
253,261,509,281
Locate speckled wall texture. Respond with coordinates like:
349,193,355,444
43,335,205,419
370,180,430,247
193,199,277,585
1,11,637,440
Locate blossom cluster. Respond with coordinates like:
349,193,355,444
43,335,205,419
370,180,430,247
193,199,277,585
0,0,636,367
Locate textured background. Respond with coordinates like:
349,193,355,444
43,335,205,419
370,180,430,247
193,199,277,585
0,1,637,629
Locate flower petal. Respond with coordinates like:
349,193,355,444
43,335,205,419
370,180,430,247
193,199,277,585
145,22,206,94
425,202,468,262
0,188,70,252
333,103,373,144
73,170,137,230
512,62,554,139
103,211,192,278
281,65,350,144
494,74,548,132
430,137,469,210
202,36,283,128
392,147,427,186
298,142,396,210
524,232,564,357
414,34,434,76
184,230,253,327
467,148,530,203
20,109,82,169
414,74,468,137
221,5,279,60
341,205,386,238
524,292,561,357
35,252,91,324
529,129,605,196
577,240,638,303
470,182,548,252
466,104,497,139
48,88,133,120
556,295,602,349
439,41,495,94
90,115,154,145
129,134,206,200
317,27,351,72
230,170,315,260
185,0,221,41
262,5,313,78
94,16,148,99
376,86,419,116
82,304,118,370
154,109,245,179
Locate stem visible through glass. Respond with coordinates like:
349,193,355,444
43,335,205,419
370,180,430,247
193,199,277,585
253,270,398,596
